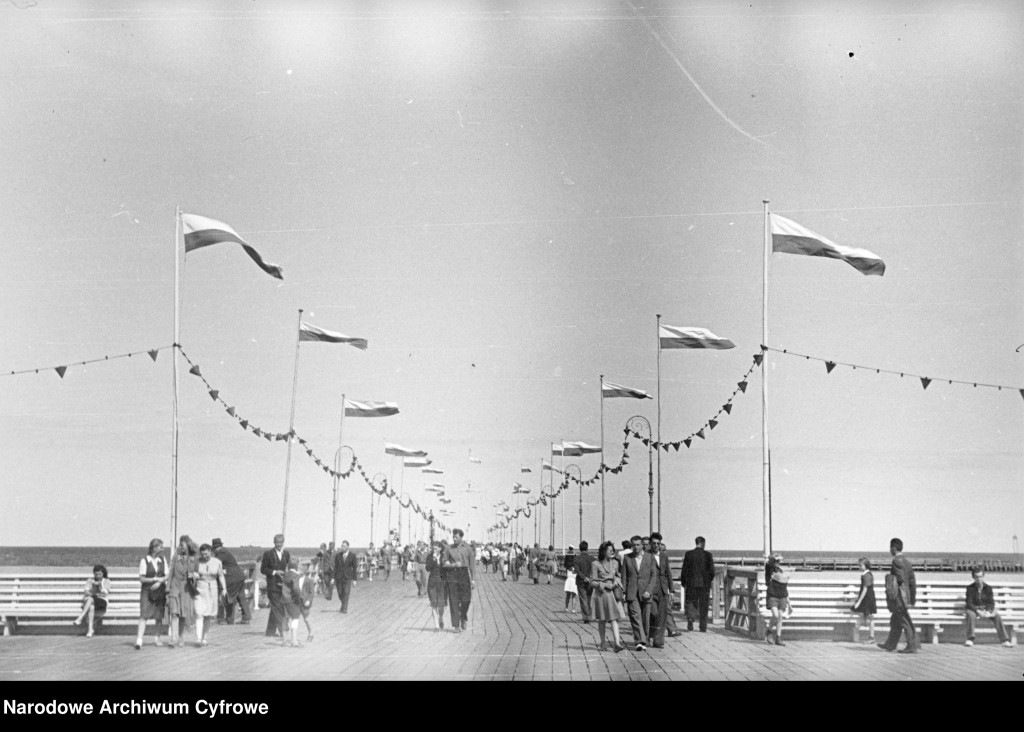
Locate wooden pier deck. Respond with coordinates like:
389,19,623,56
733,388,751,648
1,569,1020,681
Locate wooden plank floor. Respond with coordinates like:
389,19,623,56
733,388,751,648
1,568,1020,680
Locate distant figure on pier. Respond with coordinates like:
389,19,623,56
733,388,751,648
563,546,578,613
260,534,290,638
168,535,198,647
544,545,557,584
681,536,715,633
964,567,1012,647
443,528,475,632
135,538,167,650
382,543,393,581
850,557,877,644
591,541,626,652
401,545,413,581
321,542,336,599
414,541,428,597
617,540,631,562
529,543,541,584
73,564,110,638
621,535,656,651
333,540,359,613
878,537,918,654
764,553,790,646
425,541,448,630
213,538,251,626
573,541,594,624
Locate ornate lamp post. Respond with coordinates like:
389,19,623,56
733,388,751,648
371,473,387,547
565,464,582,544
628,415,654,535
331,445,354,547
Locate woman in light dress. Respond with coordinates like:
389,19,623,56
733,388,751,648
590,541,626,651
193,543,226,647
73,564,110,638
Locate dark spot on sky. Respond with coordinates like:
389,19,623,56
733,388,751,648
849,52,855,58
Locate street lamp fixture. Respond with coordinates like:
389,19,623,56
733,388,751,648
628,415,654,536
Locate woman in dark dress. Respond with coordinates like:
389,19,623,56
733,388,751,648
851,557,877,643
425,541,448,631
135,538,167,649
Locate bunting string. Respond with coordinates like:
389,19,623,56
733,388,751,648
2,345,174,378
766,345,1024,396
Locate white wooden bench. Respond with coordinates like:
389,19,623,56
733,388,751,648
1,571,257,636
745,577,1023,645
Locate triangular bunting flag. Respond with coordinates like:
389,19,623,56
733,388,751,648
723,403,732,414
825,361,836,374
684,438,692,448
709,419,718,430
188,364,202,376
696,429,705,440
239,420,248,429
753,353,763,366
672,442,680,451
738,380,747,393
263,433,272,441
148,350,159,362
55,366,67,379
662,443,670,452
208,389,219,401
921,377,931,390
1020,389,1024,401
226,406,235,417
253,428,262,437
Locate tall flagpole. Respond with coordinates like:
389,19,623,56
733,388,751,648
332,393,346,547
655,313,662,533
281,308,304,535
762,200,771,560
171,206,181,544
599,374,605,543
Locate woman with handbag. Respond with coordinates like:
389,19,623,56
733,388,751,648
590,541,626,652
135,538,168,649
167,534,198,648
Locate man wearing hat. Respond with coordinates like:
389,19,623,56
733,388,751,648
213,539,251,625
681,536,715,633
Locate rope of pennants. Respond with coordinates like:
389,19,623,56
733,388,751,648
766,345,1024,396
2,345,175,378
489,353,764,531
174,346,448,533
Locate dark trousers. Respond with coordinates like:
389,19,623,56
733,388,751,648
221,591,252,624
447,570,471,628
576,582,593,620
337,579,353,612
265,590,286,637
685,586,710,630
882,600,918,651
650,593,669,645
625,596,649,644
323,574,334,601
965,609,1008,642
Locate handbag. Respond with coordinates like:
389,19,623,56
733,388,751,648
612,580,624,603
185,576,200,598
148,582,167,603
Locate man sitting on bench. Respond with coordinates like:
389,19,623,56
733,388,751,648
964,567,1012,648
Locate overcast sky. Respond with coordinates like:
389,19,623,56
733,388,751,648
1,0,1021,553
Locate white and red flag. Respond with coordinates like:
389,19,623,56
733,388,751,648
181,213,283,280
385,443,427,458
659,325,735,350
299,322,367,350
770,213,886,276
343,399,398,417
602,381,652,399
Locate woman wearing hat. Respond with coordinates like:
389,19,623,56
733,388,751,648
764,552,791,646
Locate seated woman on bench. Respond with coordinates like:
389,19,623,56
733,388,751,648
73,564,110,637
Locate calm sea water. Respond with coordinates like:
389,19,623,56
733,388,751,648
1,546,1020,573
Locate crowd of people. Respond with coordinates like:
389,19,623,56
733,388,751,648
76,532,1014,655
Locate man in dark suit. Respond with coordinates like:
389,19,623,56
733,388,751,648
648,532,674,647
333,540,359,613
213,538,251,625
879,537,918,653
260,533,289,638
964,567,1011,647
680,535,715,632
620,535,657,651
573,540,594,624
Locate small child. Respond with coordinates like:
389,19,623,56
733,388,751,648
281,559,314,647
850,557,877,643
564,566,579,613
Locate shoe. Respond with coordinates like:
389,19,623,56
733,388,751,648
700,628,707,633
599,641,609,651
652,643,664,649
666,630,677,637
774,638,786,646
85,631,94,638
897,648,917,654
239,620,250,625
1002,640,1012,647
614,642,625,652
72,619,81,627
134,640,142,650
878,643,894,651
766,631,774,645
635,643,647,651
687,621,693,631
292,641,303,648
154,639,164,647
583,619,590,625
439,619,444,629
177,640,185,648
964,639,974,647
